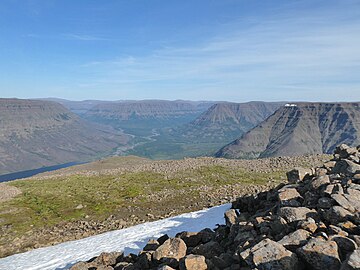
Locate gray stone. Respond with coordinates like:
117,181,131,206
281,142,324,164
297,238,341,270
329,235,358,260
287,167,312,183
331,194,356,213
240,239,303,270
179,255,207,270
278,229,311,252
340,249,360,270
153,238,187,261
278,207,317,224
224,209,238,227
310,175,330,190
278,188,302,207
324,206,354,224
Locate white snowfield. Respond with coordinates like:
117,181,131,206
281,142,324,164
0,203,230,270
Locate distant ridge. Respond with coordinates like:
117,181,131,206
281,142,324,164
173,101,284,143
84,100,214,120
216,102,360,158
0,99,129,174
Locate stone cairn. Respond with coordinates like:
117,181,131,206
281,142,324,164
71,144,360,270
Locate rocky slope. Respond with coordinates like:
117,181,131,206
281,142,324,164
0,99,129,174
216,102,360,159
173,101,283,143
71,144,360,270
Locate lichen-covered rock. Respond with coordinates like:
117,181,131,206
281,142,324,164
296,238,341,270
240,239,303,270
278,207,317,224
278,229,311,251
179,255,207,270
153,238,187,261
278,187,302,207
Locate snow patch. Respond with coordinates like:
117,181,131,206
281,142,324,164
0,204,230,270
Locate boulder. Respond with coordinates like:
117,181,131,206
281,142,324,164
278,207,317,224
324,206,354,224
310,175,330,190
329,235,358,260
94,252,123,267
278,229,311,251
153,238,187,261
297,218,317,233
179,255,207,270
176,232,202,248
224,209,238,227
192,241,224,259
240,239,303,270
143,239,160,251
287,168,312,183
278,188,302,207
70,262,88,270
340,249,360,270
296,238,341,270
331,194,356,213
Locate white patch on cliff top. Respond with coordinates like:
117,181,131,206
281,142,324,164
0,204,230,270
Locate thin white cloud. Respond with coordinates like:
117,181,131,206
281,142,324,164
77,1,360,101
61,33,109,41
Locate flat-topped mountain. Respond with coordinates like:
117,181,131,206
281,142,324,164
83,100,215,137
0,99,129,174
176,101,284,143
37,98,114,115
216,102,360,158
84,100,214,120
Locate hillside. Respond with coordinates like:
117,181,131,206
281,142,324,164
174,101,283,143
216,102,360,159
0,154,327,258
0,99,129,174
125,101,283,159
83,100,214,136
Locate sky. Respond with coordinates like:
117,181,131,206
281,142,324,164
0,0,359,102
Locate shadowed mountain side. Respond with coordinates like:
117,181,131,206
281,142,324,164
172,101,284,143
216,103,360,159
0,99,129,174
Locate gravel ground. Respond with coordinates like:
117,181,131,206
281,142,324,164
0,183,22,202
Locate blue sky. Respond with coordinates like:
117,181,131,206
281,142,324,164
0,0,360,101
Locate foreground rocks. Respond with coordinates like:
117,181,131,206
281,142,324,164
71,144,360,270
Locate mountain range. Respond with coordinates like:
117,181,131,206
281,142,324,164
173,101,284,143
216,102,360,159
0,99,129,174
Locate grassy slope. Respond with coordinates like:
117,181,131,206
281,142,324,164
0,166,283,247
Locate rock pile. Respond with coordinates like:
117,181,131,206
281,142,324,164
70,144,360,270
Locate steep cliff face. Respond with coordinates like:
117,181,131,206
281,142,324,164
0,99,129,174
216,103,360,158
175,102,283,143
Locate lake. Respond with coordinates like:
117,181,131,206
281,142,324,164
0,162,81,183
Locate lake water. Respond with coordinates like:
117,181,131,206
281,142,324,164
0,162,81,183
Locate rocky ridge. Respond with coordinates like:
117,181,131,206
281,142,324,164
172,102,283,143
217,102,360,159
72,144,360,270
